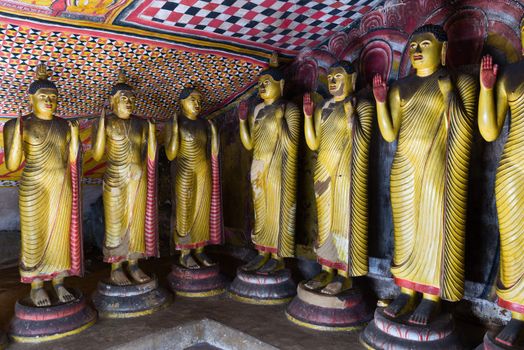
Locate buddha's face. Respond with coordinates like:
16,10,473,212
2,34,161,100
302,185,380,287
30,88,58,118
111,90,135,118
180,91,202,119
328,67,352,98
409,32,443,71
258,75,283,102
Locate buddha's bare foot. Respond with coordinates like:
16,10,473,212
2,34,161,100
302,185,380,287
258,258,284,274
31,287,51,307
304,270,334,291
110,267,132,286
495,318,524,346
54,284,75,303
193,251,215,267
241,254,270,272
128,264,151,284
384,292,414,318
179,253,200,269
321,276,352,295
408,298,438,325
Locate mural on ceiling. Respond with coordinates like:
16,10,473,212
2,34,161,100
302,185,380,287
0,0,382,55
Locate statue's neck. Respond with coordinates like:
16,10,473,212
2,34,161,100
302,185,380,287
33,113,53,120
416,65,441,78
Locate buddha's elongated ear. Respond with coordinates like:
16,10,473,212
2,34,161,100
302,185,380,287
350,72,357,92
279,79,285,96
441,41,448,67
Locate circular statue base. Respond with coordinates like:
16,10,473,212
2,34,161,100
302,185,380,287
9,289,97,343
477,332,524,350
360,308,463,350
228,268,296,305
168,264,226,297
92,277,171,318
285,282,373,331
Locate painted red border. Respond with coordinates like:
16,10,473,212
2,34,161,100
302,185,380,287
394,277,440,296
498,297,524,314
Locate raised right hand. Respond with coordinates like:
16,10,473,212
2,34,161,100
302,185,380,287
238,101,248,121
373,74,388,103
303,92,314,118
480,55,498,90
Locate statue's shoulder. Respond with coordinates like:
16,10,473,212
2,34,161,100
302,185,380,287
282,100,299,112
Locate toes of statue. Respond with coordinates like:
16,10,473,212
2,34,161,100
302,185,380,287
180,253,200,269
408,298,438,326
241,254,267,272
31,288,51,307
111,268,132,286
384,292,412,318
193,251,215,267
128,265,152,283
495,318,524,346
258,258,283,274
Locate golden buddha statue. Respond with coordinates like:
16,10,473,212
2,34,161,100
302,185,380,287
477,20,524,345
165,88,222,269
3,64,82,306
372,25,476,325
92,72,158,286
238,54,300,273
302,62,373,295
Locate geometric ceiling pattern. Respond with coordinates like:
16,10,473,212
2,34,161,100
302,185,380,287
0,22,261,118
0,0,382,117
119,0,382,53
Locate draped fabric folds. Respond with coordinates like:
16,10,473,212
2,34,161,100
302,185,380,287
314,98,373,276
496,83,524,313
102,115,158,262
249,101,300,257
390,72,476,301
3,116,83,283
171,119,223,249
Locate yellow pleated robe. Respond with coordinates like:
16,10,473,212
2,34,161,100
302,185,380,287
494,78,524,312
313,99,373,276
249,101,300,257
389,71,476,301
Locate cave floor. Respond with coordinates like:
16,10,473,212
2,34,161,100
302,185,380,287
0,255,367,350
0,254,490,350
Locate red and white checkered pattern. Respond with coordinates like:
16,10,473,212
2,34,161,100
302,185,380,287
121,0,381,52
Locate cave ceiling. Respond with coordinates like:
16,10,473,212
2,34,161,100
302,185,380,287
0,0,382,117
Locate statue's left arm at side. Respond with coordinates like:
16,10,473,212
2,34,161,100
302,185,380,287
3,115,23,171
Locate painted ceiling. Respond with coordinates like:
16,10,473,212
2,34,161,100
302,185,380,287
0,0,381,118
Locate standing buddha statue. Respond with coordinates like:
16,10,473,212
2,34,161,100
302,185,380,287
238,53,300,274
3,64,82,306
92,72,158,285
372,25,476,325
284,61,375,330
477,19,524,347
229,53,299,304
165,88,225,297
302,61,373,295
4,65,96,342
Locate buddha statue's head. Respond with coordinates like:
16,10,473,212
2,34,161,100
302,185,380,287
328,61,356,101
258,52,284,104
409,24,448,77
180,88,202,120
28,64,58,120
110,72,135,119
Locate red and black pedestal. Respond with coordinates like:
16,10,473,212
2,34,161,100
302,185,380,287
9,289,97,343
92,277,172,318
285,282,373,331
168,263,227,297
360,308,463,350
228,268,296,305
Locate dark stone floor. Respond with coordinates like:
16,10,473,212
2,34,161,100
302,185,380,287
0,256,366,350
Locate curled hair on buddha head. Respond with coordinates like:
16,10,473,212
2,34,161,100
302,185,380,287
330,61,355,74
259,51,284,81
412,24,448,42
28,64,58,94
179,87,199,100
110,70,134,96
